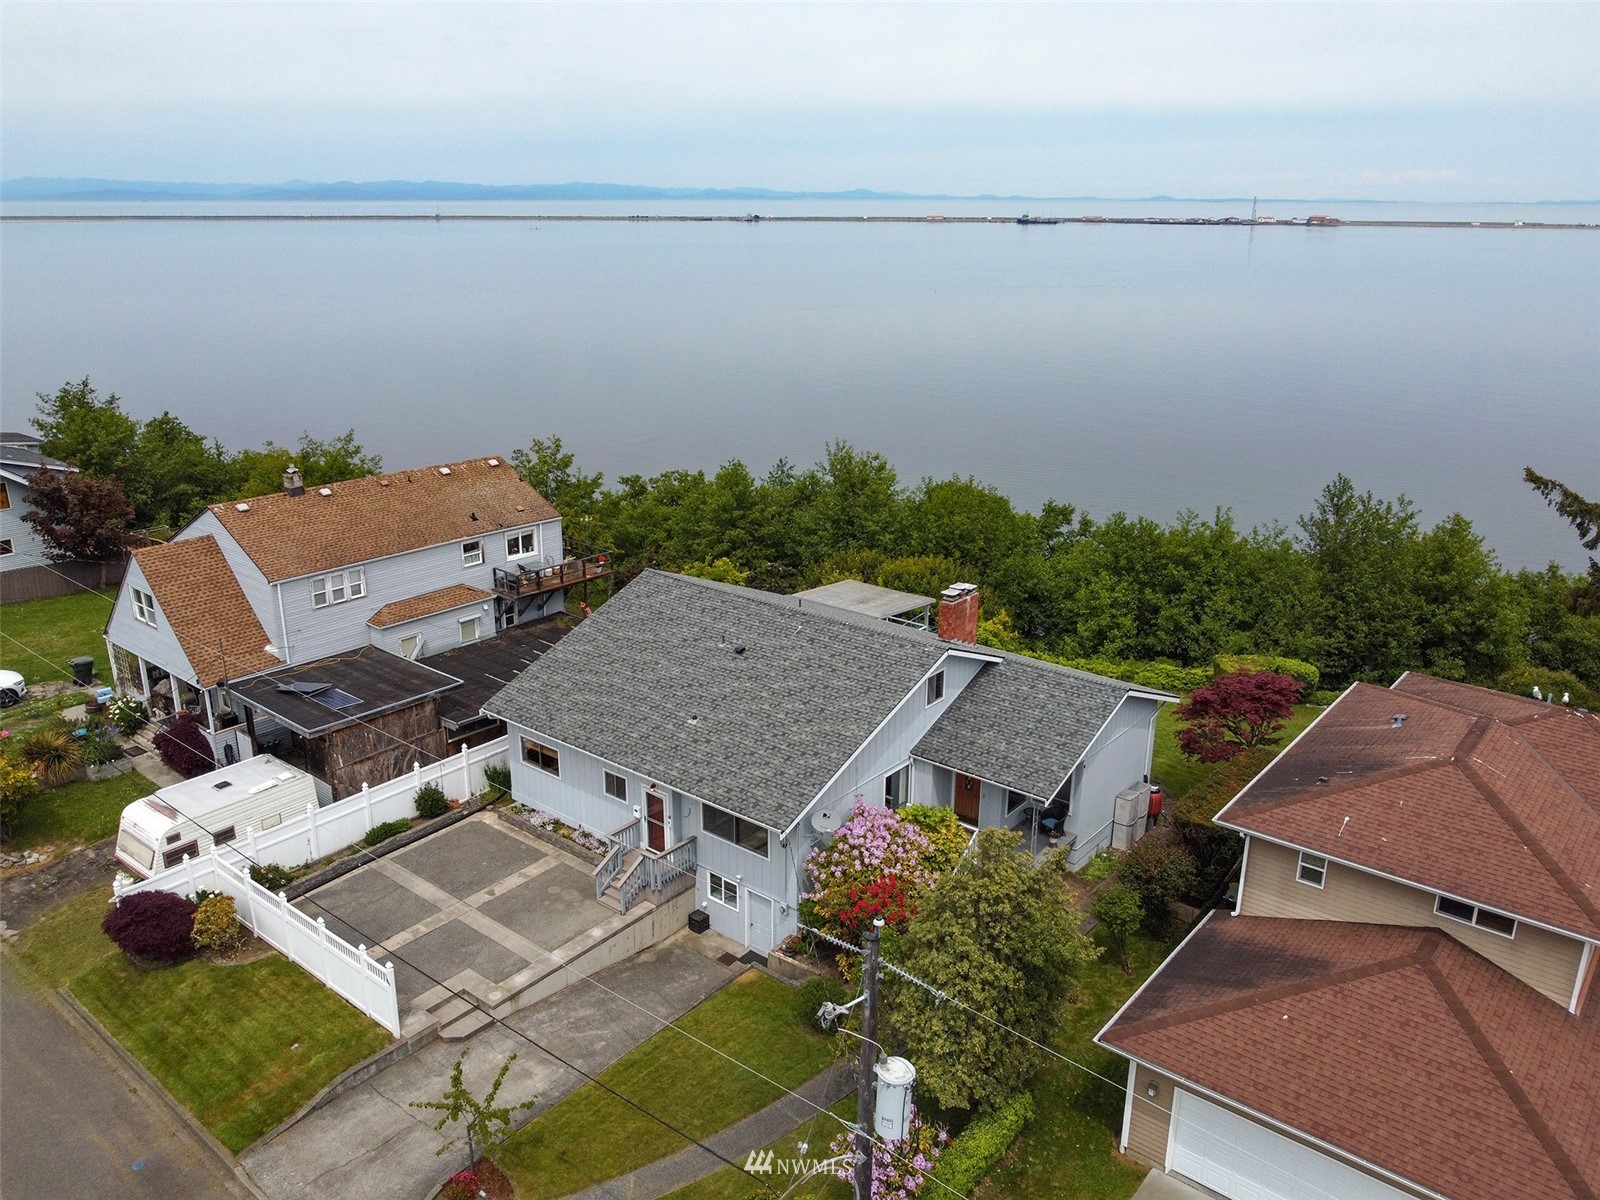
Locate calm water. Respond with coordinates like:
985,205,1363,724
2,199,1596,571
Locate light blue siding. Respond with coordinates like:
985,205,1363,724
106,560,196,686
0,476,58,573
370,599,496,659
174,511,276,640
503,722,638,838
271,516,560,664
1064,695,1162,867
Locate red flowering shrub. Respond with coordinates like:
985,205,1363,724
102,891,198,963
836,873,920,938
441,1170,479,1200
154,711,215,779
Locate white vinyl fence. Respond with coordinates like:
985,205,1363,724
114,851,401,1035
231,737,508,871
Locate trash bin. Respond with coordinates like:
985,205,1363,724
688,909,711,935
68,656,95,686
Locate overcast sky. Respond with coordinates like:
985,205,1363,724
3,2,1596,200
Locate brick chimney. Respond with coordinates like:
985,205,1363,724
938,583,980,644
283,465,305,497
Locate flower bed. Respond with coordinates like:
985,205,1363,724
498,805,608,862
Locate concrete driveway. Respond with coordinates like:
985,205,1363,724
240,931,742,1200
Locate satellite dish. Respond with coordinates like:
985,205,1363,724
810,805,846,834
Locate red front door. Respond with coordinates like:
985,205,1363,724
954,774,981,824
646,790,667,852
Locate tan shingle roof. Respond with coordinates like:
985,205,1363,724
208,456,558,582
367,584,494,629
1099,916,1600,1200
1218,675,1600,940
132,536,279,687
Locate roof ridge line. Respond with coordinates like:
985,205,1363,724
1229,757,1450,818
1457,752,1600,936
1502,716,1600,824
1110,939,1427,1041
1418,948,1595,1200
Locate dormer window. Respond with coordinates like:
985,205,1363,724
132,587,157,626
1435,895,1517,939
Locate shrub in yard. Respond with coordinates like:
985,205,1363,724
415,782,449,819
1175,669,1303,763
154,711,215,779
482,762,511,799
1080,851,1118,882
1119,837,1198,937
1170,745,1275,902
830,1103,948,1198
363,818,412,847
102,890,198,963
1213,653,1321,693
898,804,969,873
191,894,249,954
0,757,40,838
792,974,847,1023
803,804,939,942
107,693,148,735
1091,884,1144,973
16,720,86,785
249,863,295,892
82,725,124,767
933,1092,1035,1195
442,1171,479,1200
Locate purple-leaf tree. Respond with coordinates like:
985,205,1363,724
1175,669,1303,763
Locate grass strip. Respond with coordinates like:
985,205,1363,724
0,587,118,683
496,970,839,1198
2,769,155,852
662,1096,856,1200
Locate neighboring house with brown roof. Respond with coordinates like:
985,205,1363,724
106,455,595,768
1097,673,1600,1200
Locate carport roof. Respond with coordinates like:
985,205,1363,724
230,645,461,736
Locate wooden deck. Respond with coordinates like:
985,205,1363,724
492,553,614,600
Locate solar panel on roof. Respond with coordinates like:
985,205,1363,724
312,688,362,711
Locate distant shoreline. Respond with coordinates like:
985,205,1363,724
2,213,1595,230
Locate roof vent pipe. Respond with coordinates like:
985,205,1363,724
1392,714,1407,728
283,465,305,497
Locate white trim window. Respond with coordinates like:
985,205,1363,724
604,771,628,801
459,615,481,643
132,587,157,626
925,670,946,706
506,530,540,560
708,871,739,909
521,737,560,776
311,567,365,608
399,633,424,660
1296,851,1327,888
462,539,483,567
1436,895,1518,938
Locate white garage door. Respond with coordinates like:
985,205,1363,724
1170,1090,1412,1200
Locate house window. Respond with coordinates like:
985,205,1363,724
399,634,423,660
604,771,628,801
311,567,365,608
0,481,9,509
1297,852,1327,888
884,765,909,810
1006,789,1032,815
462,540,483,567
925,670,945,706
702,802,770,858
1435,895,1517,938
459,616,481,644
708,871,739,909
0,538,13,556
132,587,157,626
521,737,560,775
506,530,539,560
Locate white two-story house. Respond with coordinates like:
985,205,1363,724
483,569,1172,952
105,456,598,769
1097,674,1599,1200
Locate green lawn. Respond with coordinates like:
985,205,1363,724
495,971,842,1198
662,1097,856,1200
1,768,155,852
1151,703,1322,801
0,586,118,684
974,935,1171,1200
10,887,393,1153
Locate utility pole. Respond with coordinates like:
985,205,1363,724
853,918,882,1200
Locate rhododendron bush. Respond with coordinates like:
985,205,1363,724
829,1104,948,1199
802,804,939,941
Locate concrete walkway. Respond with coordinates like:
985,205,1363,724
1133,1169,1220,1199
241,932,743,1200
566,1065,857,1200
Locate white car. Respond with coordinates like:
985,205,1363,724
0,669,27,708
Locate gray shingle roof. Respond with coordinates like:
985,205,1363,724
912,652,1142,799
484,570,1165,829
484,570,952,829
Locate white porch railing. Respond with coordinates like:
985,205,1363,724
114,851,400,1036
225,737,509,871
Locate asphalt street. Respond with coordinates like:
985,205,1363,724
0,956,249,1200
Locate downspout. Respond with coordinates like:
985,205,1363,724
275,582,291,664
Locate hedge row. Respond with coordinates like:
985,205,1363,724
932,1091,1035,1195
1213,654,1321,692
1169,744,1278,901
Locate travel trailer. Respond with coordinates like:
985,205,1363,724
115,755,317,878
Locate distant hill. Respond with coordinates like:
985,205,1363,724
0,176,1042,203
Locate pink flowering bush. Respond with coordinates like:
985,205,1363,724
829,1104,949,1198
802,804,939,941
